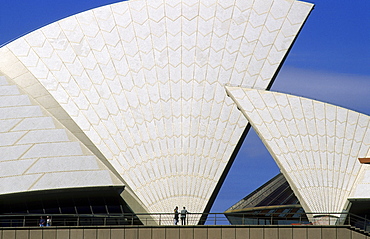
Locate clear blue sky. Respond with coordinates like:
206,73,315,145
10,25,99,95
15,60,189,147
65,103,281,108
1,0,369,213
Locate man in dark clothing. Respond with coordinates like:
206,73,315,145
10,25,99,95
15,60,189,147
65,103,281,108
180,207,188,225
39,217,45,227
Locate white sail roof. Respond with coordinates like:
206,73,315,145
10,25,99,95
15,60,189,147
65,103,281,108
0,0,313,218
226,86,370,213
0,76,123,195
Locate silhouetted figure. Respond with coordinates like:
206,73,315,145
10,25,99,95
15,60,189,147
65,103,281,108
174,206,179,225
39,217,45,227
180,207,188,225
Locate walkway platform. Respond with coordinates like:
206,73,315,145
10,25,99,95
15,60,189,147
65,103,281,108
1,225,369,239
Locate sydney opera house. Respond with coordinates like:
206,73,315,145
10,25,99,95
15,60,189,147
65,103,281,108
0,0,369,227
224,88,370,226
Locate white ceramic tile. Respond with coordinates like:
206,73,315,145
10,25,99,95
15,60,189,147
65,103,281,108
0,119,21,133
0,131,25,146
7,39,30,58
0,0,314,220
0,159,36,177
22,142,82,159
229,87,370,215
0,85,19,96
32,170,118,190
18,129,68,144
0,105,43,119
0,95,30,108
0,174,43,194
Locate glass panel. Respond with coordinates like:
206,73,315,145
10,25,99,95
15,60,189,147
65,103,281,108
27,201,44,213
60,199,76,214
44,200,60,214
105,197,122,214
74,198,91,214
90,197,107,214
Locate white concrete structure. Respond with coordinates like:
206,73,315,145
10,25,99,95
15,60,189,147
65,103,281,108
0,75,124,194
0,0,313,223
226,86,370,220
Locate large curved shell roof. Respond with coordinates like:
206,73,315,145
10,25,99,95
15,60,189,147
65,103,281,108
0,0,313,216
226,86,370,214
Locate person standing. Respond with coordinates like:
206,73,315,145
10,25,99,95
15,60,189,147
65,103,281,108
180,207,188,225
46,216,51,226
174,206,179,225
39,217,45,227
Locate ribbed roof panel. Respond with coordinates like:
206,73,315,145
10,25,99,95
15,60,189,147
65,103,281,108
226,86,370,213
0,0,313,220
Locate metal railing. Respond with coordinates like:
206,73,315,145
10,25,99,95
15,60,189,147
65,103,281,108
0,212,368,230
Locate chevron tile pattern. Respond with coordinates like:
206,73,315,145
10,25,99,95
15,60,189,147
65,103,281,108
0,0,313,221
226,86,370,214
0,76,123,195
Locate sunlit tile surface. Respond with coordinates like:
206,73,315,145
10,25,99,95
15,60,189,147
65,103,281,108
0,76,123,194
0,0,313,220
226,86,370,214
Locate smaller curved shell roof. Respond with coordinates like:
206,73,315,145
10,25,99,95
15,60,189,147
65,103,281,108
226,86,370,214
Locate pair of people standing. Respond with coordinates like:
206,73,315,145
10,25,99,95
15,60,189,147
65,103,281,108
39,216,51,227
174,206,188,225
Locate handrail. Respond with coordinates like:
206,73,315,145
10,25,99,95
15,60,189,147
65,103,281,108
0,212,368,231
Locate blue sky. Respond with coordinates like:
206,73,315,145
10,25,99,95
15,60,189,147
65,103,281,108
1,0,369,214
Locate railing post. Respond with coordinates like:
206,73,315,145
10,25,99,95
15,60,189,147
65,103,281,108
366,217,368,231
363,215,367,230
